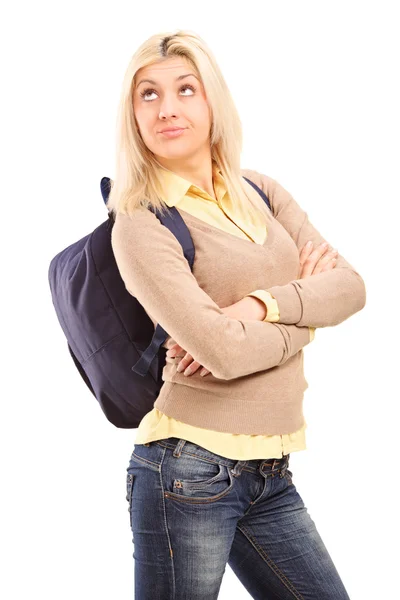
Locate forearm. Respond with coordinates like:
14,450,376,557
222,296,315,342
266,274,366,328
241,170,367,328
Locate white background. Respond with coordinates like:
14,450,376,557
2,1,399,598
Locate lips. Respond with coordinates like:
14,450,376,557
158,128,187,139
160,127,183,133
159,127,186,133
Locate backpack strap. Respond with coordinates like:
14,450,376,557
243,176,272,213
100,176,112,204
100,175,271,376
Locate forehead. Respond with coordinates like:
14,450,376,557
135,57,195,83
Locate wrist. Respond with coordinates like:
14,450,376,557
238,296,267,321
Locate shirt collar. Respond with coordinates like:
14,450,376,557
156,160,227,208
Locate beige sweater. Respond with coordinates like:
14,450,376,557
111,169,366,435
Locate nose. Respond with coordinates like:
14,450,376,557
158,92,180,120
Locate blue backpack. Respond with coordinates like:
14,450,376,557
48,176,272,428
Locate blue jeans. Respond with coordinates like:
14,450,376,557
125,437,351,599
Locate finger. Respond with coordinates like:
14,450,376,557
320,257,337,273
177,352,196,372
166,344,183,357
183,361,202,376
298,243,315,277
200,368,211,377
313,250,338,275
300,240,314,260
301,249,320,278
309,243,331,261
299,241,314,265
302,243,331,277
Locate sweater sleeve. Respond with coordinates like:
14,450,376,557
244,289,316,342
111,209,312,381
258,172,367,327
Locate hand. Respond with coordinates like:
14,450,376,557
166,344,210,377
299,241,338,278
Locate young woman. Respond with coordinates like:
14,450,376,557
109,29,366,599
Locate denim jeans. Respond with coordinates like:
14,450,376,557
125,437,351,599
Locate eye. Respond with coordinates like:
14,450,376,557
139,84,196,102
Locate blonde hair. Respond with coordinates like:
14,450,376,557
106,29,271,226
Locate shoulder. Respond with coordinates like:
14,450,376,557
111,206,187,263
240,168,286,204
112,207,159,237
111,209,157,254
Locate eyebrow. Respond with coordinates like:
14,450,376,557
136,73,199,88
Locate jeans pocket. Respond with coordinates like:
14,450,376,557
126,472,135,530
163,457,234,504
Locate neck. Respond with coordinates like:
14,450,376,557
154,150,216,200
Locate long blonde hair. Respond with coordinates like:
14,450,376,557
106,29,271,226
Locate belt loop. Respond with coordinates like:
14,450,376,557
279,453,290,477
173,438,186,458
230,460,248,477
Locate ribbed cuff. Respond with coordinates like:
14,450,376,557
266,283,303,324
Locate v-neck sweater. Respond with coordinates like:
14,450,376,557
111,167,366,438
131,162,310,458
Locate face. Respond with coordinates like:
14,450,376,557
133,57,212,165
